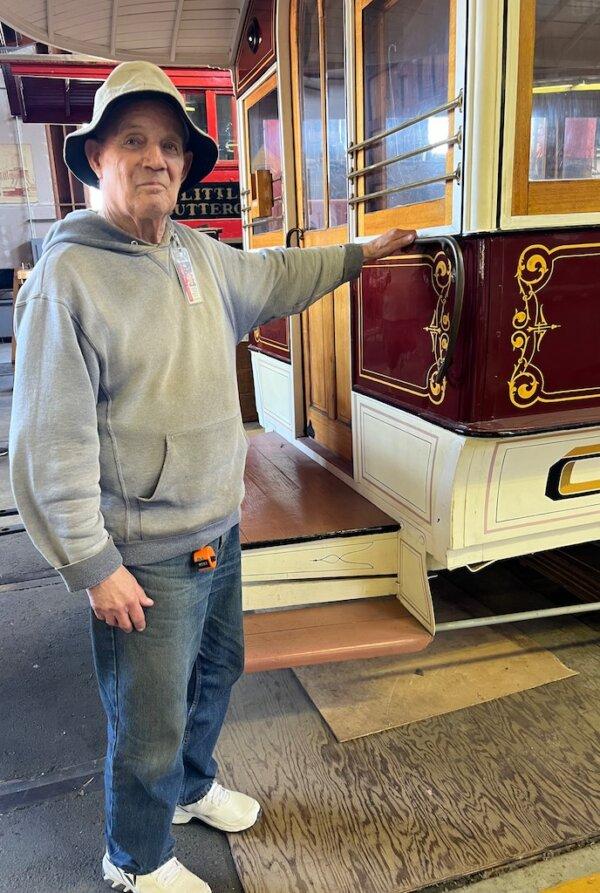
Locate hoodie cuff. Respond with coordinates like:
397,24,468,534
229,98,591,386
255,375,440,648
342,243,364,283
57,536,123,593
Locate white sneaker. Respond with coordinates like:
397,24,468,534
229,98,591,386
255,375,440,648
102,852,211,892
172,781,260,832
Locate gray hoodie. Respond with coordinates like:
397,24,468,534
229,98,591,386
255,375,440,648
9,210,364,592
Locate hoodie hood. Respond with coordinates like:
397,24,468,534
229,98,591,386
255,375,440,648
42,209,175,257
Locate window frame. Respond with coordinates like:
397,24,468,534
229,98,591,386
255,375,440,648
241,72,285,249
501,0,600,228
353,0,465,237
214,90,239,166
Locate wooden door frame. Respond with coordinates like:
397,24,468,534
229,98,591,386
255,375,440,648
500,0,600,229
241,72,285,250
511,0,600,217
289,0,354,463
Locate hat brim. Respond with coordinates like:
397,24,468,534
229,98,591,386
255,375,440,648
64,90,218,194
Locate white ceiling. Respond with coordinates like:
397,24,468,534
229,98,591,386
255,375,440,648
0,0,248,67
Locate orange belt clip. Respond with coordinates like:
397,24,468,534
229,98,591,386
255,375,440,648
192,545,217,571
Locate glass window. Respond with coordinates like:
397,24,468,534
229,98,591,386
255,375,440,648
216,94,237,161
247,88,283,234
183,91,208,133
325,0,348,226
529,0,600,182
299,0,326,230
362,0,450,212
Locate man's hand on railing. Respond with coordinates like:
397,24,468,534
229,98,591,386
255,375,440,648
362,228,417,262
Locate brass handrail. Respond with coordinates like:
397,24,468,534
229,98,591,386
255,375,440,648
348,132,461,180
348,166,461,206
348,92,462,155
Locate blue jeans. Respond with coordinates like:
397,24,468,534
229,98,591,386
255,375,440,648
90,525,244,875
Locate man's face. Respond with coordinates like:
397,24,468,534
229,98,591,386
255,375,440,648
85,99,193,223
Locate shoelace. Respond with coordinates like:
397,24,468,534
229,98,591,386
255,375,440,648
203,782,231,808
154,857,184,887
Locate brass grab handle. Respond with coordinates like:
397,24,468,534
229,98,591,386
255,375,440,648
285,227,305,248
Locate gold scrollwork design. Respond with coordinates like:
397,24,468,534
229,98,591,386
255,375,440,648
424,251,452,404
509,242,600,409
359,248,455,405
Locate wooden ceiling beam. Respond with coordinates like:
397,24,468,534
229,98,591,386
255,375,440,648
169,0,184,63
110,0,119,57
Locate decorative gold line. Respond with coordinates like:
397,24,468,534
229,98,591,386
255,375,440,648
256,336,289,350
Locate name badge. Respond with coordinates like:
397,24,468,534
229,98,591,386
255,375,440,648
172,243,202,305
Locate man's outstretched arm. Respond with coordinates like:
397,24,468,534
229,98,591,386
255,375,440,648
215,228,417,341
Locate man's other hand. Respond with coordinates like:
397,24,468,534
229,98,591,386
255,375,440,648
87,566,154,633
362,228,417,262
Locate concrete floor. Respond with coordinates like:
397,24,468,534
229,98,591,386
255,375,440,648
1,338,599,893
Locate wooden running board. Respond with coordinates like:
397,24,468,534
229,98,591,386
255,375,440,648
244,596,432,673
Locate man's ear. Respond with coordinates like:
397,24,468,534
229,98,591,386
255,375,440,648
181,150,193,183
84,138,103,180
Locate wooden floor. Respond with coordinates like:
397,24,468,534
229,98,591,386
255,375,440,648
219,563,600,893
240,433,397,548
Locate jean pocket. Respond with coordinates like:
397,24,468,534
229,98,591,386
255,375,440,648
137,416,248,539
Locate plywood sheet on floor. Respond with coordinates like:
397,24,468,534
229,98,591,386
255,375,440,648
218,567,600,893
293,606,576,741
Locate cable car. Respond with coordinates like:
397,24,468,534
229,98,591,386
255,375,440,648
232,0,600,666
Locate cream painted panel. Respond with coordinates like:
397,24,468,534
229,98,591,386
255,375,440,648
242,575,397,611
398,538,435,634
242,532,398,582
487,434,600,534
250,351,294,437
358,403,435,523
456,429,600,553
352,392,465,563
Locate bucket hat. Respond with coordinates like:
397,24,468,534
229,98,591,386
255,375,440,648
64,60,218,192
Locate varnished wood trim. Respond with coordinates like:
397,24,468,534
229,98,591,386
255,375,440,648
250,230,285,248
243,71,279,111
511,0,535,216
242,73,284,249
318,0,330,229
307,409,353,461
291,6,352,461
528,179,600,215
290,0,305,228
362,199,445,235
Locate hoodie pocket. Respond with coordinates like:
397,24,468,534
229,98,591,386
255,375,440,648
137,416,248,540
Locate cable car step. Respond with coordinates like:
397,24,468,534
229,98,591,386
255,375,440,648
243,596,432,673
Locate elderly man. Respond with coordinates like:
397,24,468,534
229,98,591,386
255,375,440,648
10,61,415,892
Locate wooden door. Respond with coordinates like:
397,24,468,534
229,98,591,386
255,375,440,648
291,0,352,464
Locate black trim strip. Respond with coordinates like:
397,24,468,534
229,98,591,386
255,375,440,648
352,386,600,439
0,525,25,536
0,759,104,812
241,523,399,551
